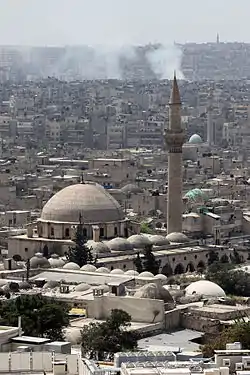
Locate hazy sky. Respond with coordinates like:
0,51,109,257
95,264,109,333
0,0,248,46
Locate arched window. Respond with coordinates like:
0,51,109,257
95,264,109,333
50,227,54,237
65,228,70,238
114,227,118,236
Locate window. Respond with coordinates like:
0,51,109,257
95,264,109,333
65,228,70,238
51,227,54,237
25,247,28,252
83,228,87,237
114,227,118,236
100,228,104,237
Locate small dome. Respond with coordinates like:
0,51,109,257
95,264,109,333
154,274,168,281
107,237,134,252
184,188,208,204
86,240,110,255
185,280,226,298
19,281,32,290
80,264,97,272
189,134,203,144
121,184,144,195
63,262,80,271
128,234,151,249
138,271,154,278
48,254,65,268
30,253,51,269
74,283,91,292
95,267,110,274
43,280,60,289
110,268,124,275
166,232,189,244
125,270,139,276
149,235,170,247
134,283,174,304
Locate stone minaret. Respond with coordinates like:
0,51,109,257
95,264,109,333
165,74,185,234
207,89,214,146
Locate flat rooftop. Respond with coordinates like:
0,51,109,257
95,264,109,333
138,330,204,352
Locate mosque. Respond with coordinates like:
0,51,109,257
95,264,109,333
8,76,229,274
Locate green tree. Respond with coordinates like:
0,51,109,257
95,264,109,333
206,262,250,297
230,249,243,264
134,252,143,273
202,320,250,357
67,223,95,267
140,222,155,235
134,246,161,275
207,250,219,265
81,309,138,360
0,295,69,340
142,245,161,275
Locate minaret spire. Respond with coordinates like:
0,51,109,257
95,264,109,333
170,72,181,106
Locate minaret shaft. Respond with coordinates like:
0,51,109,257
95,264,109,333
165,75,185,234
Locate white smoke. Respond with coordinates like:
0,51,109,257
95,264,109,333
146,44,183,79
16,43,184,80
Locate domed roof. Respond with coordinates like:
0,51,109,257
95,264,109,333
107,237,134,252
63,262,80,270
184,188,208,204
125,270,139,276
166,232,189,244
189,134,203,144
121,184,144,195
149,235,170,247
86,240,110,255
74,283,91,292
43,280,60,289
110,268,124,275
30,252,51,269
128,234,151,249
41,183,125,223
95,267,110,274
185,280,226,298
48,254,65,268
80,264,97,272
134,283,174,304
138,271,154,278
154,274,168,282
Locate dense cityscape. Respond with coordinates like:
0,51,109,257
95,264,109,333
0,34,250,375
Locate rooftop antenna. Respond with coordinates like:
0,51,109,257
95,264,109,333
216,33,220,44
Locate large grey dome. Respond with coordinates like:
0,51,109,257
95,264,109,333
41,183,125,223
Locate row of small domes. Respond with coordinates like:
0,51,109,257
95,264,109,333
87,232,189,254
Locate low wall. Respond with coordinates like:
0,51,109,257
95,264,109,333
165,309,182,331
181,312,220,334
88,295,165,324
